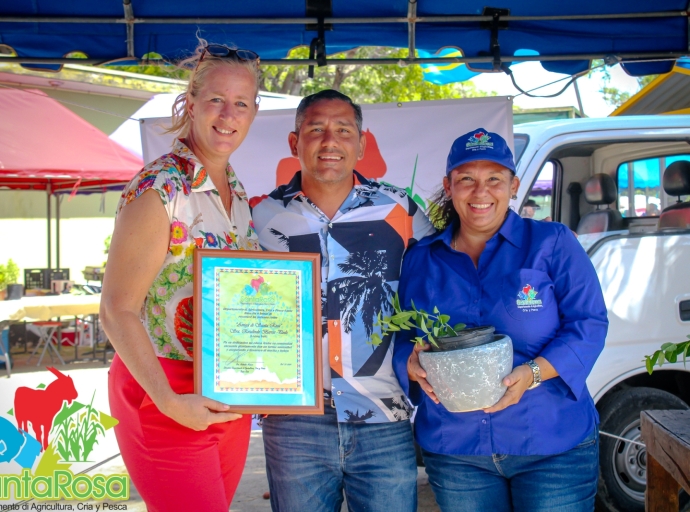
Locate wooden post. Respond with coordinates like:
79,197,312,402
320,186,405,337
640,410,690,511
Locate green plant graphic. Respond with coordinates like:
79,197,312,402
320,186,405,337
405,155,427,210
51,391,106,462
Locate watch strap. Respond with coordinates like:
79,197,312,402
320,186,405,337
524,359,542,389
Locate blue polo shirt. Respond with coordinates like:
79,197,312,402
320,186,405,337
393,210,608,456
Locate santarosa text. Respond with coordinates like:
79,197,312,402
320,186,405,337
0,470,129,500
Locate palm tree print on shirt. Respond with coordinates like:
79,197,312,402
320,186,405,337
337,250,394,344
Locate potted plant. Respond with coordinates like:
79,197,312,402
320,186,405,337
5,260,22,300
374,294,513,412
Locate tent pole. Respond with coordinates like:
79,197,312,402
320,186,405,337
573,78,586,117
56,193,61,269
407,0,417,61
47,184,52,268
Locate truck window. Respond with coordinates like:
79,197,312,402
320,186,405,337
514,134,529,165
617,154,690,218
521,161,555,221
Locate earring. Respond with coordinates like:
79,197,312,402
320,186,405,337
511,195,518,200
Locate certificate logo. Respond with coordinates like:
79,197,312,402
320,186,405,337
516,284,543,311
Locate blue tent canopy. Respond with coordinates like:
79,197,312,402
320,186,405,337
1,1,688,76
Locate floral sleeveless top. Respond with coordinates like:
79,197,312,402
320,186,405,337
117,139,261,360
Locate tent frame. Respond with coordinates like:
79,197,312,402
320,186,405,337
2,4,689,66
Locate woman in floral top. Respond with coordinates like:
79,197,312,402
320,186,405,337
101,42,261,512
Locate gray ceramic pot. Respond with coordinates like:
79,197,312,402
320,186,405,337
419,332,513,412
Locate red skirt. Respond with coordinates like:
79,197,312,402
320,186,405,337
108,354,251,512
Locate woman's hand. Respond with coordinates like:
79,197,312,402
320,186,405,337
408,343,439,404
483,364,534,414
159,393,243,431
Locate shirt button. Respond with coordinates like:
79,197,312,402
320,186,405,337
332,286,336,292
329,223,333,228
334,321,338,326
482,419,487,425
330,255,335,259
336,391,342,395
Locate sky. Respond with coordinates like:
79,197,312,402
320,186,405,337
470,62,643,118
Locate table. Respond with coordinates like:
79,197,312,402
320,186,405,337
640,409,690,511
0,294,101,322
0,294,107,364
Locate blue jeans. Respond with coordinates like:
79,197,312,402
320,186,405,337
262,405,417,512
422,429,599,512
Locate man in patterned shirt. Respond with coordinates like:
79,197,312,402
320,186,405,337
252,90,435,512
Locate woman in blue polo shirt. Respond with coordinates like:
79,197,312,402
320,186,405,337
393,128,608,511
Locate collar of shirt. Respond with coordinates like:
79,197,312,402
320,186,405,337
172,139,249,202
422,209,524,251
272,169,370,210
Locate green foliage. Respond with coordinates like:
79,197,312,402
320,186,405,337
104,235,112,255
51,392,106,462
590,60,659,108
260,47,494,104
371,293,465,347
644,336,690,374
0,259,19,290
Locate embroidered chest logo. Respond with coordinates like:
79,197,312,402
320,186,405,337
516,284,543,311
466,131,494,150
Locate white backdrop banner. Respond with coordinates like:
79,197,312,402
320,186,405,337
141,96,513,206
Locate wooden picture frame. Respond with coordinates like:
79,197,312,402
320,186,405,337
193,249,323,414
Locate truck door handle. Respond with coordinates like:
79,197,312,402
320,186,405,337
680,300,690,322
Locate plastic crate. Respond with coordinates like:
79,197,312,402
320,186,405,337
24,268,70,290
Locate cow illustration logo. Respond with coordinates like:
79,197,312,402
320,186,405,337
466,131,494,150
516,284,543,311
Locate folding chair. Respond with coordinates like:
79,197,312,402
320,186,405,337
27,321,65,367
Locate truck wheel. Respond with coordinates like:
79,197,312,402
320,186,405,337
596,387,689,512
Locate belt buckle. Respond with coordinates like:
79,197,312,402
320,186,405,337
330,397,335,409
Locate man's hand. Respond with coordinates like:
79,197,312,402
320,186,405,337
483,364,534,414
159,393,243,431
408,343,439,404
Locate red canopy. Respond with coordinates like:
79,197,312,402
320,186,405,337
0,88,143,193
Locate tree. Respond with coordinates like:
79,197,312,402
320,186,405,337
590,60,659,108
260,47,493,103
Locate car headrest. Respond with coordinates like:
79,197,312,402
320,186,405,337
584,173,617,205
663,160,690,197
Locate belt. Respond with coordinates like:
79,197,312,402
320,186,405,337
324,390,335,409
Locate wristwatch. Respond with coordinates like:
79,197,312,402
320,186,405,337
524,360,542,389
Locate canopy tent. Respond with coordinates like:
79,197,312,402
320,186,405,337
610,58,690,116
1,1,688,77
0,87,143,267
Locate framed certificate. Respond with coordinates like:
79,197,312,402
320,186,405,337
193,250,323,414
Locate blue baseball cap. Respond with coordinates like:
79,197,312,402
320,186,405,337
446,128,516,175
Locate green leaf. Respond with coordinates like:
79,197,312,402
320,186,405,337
410,299,416,311
438,314,450,324
454,323,466,331
645,357,653,375
658,351,666,366
371,333,382,346
433,326,439,337
394,293,401,312
399,323,411,330
413,336,425,345
419,321,429,334
433,306,440,314
661,342,677,351
428,333,438,347
387,324,400,332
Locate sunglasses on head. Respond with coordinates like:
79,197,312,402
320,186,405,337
197,45,260,67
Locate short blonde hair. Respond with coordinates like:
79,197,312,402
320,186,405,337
167,40,260,137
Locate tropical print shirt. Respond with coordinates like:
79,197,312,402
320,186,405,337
252,171,435,423
117,139,260,360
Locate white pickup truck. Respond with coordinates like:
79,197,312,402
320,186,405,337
512,115,690,512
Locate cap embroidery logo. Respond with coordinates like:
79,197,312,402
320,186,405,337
465,131,494,150
516,284,543,311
